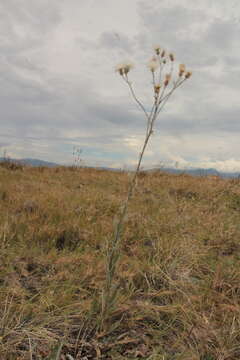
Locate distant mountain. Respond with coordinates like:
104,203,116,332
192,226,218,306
160,167,220,176
152,167,240,178
1,157,240,178
0,157,58,167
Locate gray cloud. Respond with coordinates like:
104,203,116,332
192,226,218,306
138,1,240,68
0,0,61,54
206,19,238,50
0,0,240,170
99,32,134,53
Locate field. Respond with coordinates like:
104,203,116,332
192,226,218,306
1,163,240,359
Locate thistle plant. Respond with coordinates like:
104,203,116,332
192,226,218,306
101,45,192,327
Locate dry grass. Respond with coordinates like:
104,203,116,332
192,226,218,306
1,164,240,359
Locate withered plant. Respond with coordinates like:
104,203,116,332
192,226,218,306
101,45,192,326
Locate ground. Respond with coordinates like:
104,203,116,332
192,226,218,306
1,163,240,359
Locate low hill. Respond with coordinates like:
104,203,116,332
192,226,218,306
0,157,58,167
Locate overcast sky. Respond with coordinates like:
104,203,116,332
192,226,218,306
1,0,240,171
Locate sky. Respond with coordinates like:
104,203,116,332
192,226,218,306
1,0,240,171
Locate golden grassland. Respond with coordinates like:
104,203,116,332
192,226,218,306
1,163,240,359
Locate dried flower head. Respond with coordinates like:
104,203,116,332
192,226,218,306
164,73,171,87
179,64,186,77
115,64,124,76
124,63,133,74
154,45,161,55
169,53,175,62
161,50,166,58
147,57,159,72
185,71,192,79
115,62,134,76
154,83,161,94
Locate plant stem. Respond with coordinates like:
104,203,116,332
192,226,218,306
101,61,190,328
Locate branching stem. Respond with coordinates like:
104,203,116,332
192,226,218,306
101,54,191,328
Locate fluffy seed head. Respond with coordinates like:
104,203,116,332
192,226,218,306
154,45,161,55
179,64,186,77
185,71,192,79
147,57,159,72
124,63,133,74
164,73,171,87
115,62,134,76
154,83,161,94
